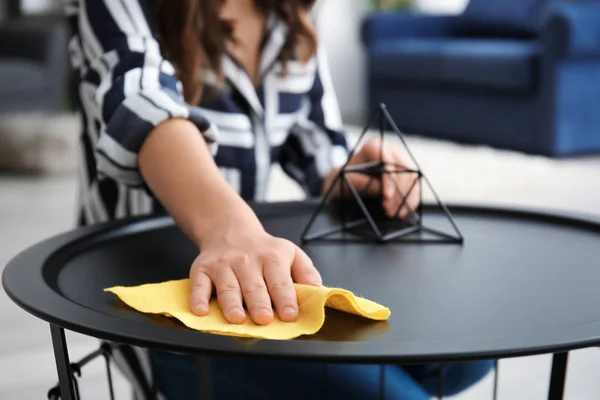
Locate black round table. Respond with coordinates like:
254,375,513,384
4,201,600,400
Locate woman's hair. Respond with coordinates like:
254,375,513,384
154,0,318,104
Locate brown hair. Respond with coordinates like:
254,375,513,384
154,0,318,104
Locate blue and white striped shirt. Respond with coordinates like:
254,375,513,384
64,0,348,226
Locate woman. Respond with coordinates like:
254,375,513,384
64,0,493,398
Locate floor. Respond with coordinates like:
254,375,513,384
1,132,600,399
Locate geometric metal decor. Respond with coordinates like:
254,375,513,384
301,103,464,244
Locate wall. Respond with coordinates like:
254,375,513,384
21,0,60,14
416,0,469,14
0,0,60,20
317,0,373,126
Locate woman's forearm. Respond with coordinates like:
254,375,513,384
138,118,262,248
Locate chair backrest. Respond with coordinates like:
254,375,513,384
455,0,550,38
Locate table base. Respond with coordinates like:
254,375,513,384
47,326,572,400
549,353,569,400
50,325,77,400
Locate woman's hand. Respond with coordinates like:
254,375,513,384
189,224,322,325
322,137,421,218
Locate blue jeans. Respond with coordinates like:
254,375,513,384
150,350,494,399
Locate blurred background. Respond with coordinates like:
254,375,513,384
1,0,600,398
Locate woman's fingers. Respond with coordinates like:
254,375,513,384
380,149,422,219
189,267,212,316
291,246,322,287
232,255,274,325
380,147,399,217
212,266,246,324
404,173,421,218
392,152,420,218
263,255,298,322
344,143,422,220
381,147,397,203
345,172,381,197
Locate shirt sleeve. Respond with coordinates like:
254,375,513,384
279,44,349,197
74,0,218,187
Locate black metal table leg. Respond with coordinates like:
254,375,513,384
493,360,499,400
196,355,214,400
379,364,387,400
323,363,329,399
548,352,569,400
437,363,444,399
50,324,77,400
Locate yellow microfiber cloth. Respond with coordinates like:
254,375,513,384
105,279,390,340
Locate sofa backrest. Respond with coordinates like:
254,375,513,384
455,0,550,38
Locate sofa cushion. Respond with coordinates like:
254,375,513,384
455,0,549,37
0,59,46,95
370,38,542,92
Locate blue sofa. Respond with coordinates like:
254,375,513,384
362,0,600,156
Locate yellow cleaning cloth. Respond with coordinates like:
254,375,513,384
105,279,390,340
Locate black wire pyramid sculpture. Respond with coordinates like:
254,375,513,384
301,104,464,244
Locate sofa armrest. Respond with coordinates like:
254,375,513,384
362,12,458,46
0,16,68,64
541,2,600,59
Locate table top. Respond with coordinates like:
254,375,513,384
4,201,600,364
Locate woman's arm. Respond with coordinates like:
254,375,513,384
139,118,259,247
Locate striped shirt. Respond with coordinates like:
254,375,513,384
62,1,348,398
63,0,348,227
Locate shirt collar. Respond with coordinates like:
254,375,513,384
221,11,288,117
259,12,288,76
